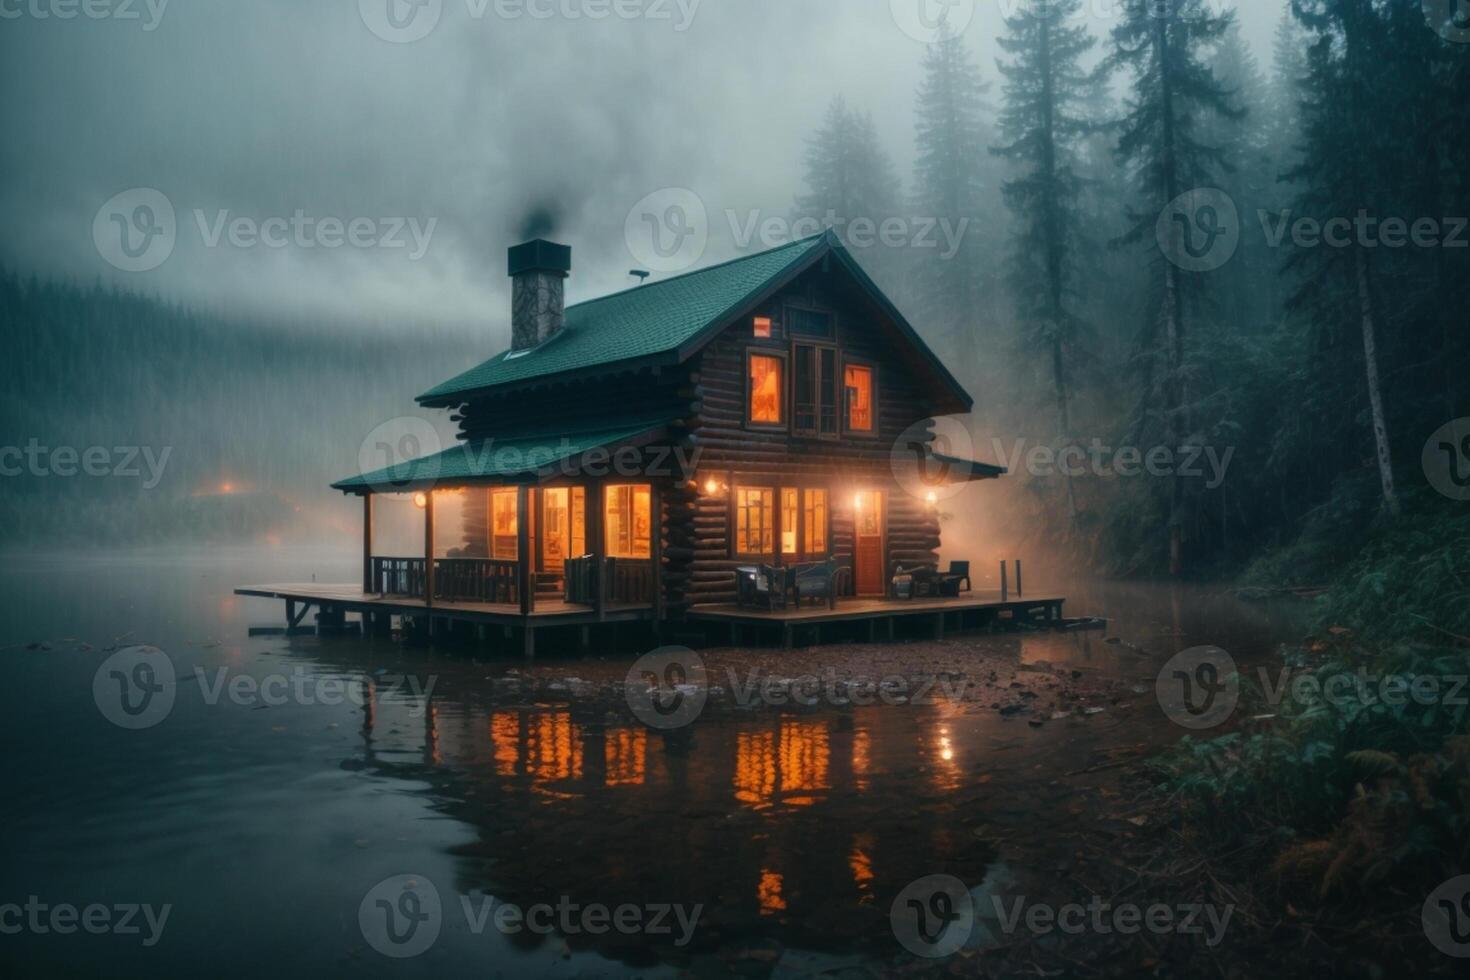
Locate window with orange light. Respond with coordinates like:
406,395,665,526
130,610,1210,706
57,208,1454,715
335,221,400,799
735,487,774,555
490,489,518,559
781,488,798,555
845,364,873,432
803,488,828,554
753,316,772,338
748,353,784,425
604,484,651,558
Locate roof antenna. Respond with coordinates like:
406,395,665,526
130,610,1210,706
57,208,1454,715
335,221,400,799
629,269,651,284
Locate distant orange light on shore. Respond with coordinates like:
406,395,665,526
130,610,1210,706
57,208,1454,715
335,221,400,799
220,482,234,494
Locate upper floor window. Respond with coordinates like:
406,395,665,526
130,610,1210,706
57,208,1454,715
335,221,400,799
787,307,833,338
748,352,784,425
753,316,773,339
793,343,837,437
844,364,874,432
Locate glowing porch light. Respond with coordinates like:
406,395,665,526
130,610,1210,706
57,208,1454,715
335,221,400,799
925,490,937,505
413,492,429,509
704,478,722,496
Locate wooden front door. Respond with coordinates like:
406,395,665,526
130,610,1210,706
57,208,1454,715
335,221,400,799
853,490,884,596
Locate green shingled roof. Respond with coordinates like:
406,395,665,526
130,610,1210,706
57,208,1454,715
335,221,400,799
419,233,829,404
332,418,670,493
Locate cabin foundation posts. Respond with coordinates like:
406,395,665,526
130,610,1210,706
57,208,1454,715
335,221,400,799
522,627,536,660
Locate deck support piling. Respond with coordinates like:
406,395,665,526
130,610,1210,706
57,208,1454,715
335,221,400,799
423,492,435,609
362,494,374,594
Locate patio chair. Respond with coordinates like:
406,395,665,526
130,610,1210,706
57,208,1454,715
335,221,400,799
793,559,850,609
890,562,940,599
937,560,971,597
735,564,787,610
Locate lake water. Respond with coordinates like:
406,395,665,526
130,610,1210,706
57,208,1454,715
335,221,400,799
0,548,1307,977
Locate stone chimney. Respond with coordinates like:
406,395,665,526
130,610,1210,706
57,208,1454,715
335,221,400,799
508,239,571,350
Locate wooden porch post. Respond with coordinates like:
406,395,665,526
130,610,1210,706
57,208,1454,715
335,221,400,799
517,485,533,615
588,481,606,618
423,491,435,608
362,493,374,595
651,480,664,621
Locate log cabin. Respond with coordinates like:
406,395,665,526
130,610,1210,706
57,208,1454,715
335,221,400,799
242,231,1028,651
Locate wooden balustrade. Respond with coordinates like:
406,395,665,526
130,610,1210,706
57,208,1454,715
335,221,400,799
563,556,655,607
371,556,520,605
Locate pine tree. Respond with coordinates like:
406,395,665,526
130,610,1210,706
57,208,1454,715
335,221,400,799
1102,0,1243,574
795,95,900,231
910,15,996,368
992,0,1095,528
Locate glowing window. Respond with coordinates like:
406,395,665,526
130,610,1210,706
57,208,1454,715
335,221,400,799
781,488,799,555
736,487,774,554
490,489,518,560
845,365,873,432
749,354,784,424
604,484,651,558
804,488,828,555
753,316,773,338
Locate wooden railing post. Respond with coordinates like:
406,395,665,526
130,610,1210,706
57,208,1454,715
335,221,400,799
517,486,533,615
1000,560,1008,602
1015,559,1023,597
362,494,374,595
651,481,664,619
423,492,435,609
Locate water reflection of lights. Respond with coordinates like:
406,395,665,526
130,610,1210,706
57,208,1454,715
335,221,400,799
757,869,786,915
490,712,519,777
849,834,875,903
734,719,831,808
529,712,582,784
604,728,647,787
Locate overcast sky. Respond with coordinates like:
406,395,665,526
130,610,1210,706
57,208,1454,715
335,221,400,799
1,0,1286,333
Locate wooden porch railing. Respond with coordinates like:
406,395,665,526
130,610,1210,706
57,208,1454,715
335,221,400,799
564,556,655,607
371,557,520,605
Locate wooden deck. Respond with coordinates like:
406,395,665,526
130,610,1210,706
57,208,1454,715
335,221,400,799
234,584,1080,653
234,583,654,627
686,591,1070,646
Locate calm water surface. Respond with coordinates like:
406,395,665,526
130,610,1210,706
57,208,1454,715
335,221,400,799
0,548,1307,977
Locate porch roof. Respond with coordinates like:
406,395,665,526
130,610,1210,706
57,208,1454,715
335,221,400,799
929,452,1007,481
331,418,673,494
